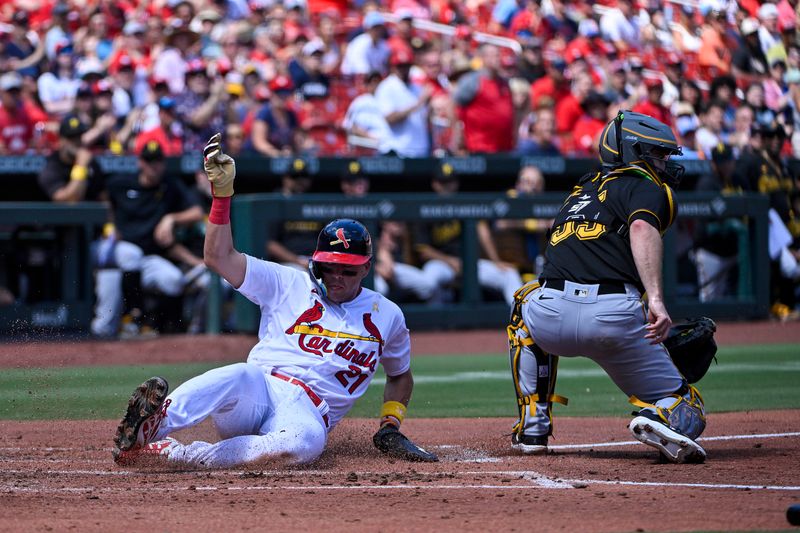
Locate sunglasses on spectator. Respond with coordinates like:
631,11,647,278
317,265,361,277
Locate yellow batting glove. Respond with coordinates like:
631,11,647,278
203,133,236,197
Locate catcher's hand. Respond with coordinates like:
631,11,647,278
663,317,717,383
203,133,236,197
373,424,438,462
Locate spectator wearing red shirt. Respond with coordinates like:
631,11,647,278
0,72,49,154
134,97,184,157
555,70,592,137
453,44,514,153
632,78,672,127
386,9,415,57
571,91,610,156
529,57,570,110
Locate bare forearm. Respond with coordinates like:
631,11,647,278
384,371,413,405
630,220,664,300
204,219,246,287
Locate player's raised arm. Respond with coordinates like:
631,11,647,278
203,133,247,288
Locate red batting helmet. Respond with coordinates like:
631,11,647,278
312,219,372,265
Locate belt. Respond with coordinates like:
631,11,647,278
270,369,329,427
542,279,627,295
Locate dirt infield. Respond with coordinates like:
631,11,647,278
2,321,799,531
1,412,799,532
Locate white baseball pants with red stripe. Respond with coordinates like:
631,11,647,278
151,363,328,468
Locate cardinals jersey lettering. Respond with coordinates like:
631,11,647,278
237,255,411,429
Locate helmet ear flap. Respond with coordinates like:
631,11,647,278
308,260,328,298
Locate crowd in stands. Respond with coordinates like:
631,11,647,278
0,0,798,161
1,0,800,329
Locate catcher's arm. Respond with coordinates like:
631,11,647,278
373,370,438,462
202,133,246,288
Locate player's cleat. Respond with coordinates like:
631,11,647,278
113,377,170,462
511,433,548,455
629,415,706,464
114,438,178,466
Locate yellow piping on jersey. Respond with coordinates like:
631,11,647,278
663,183,676,227
628,208,663,231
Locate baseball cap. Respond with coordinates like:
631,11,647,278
741,17,760,35
77,57,105,79
676,115,699,137
185,58,206,75
434,162,458,182
139,140,165,161
122,20,146,35
757,3,778,20
363,11,385,29
268,74,294,93
302,38,325,56
157,96,177,111
710,142,734,163
59,115,87,139
54,39,73,55
644,77,664,89
342,160,367,181
0,72,23,91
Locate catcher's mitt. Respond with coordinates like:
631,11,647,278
663,317,717,383
373,425,438,462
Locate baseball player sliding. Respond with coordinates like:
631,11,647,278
112,134,437,468
508,111,707,463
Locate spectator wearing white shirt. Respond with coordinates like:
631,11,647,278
343,71,398,154
340,11,391,76
599,0,640,53
374,47,431,157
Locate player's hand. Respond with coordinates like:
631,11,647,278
203,133,236,197
644,298,672,344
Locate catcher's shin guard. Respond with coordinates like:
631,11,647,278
508,282,567,449
629,384,707,463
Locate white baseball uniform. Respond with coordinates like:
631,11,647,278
149,254,411,468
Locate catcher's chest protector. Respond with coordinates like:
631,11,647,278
551,172,628,239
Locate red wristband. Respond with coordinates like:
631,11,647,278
208,196,231,225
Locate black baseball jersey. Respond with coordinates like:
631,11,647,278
106,173,201,255
268,220,324,257
37,154,106,201
541,167,677,291
414,220,463,257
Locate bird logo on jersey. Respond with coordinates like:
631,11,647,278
286,306,384,370
329,228,350,249
285,301,325,334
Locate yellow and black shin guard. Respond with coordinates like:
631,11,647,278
507,282,567,438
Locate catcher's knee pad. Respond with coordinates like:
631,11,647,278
632,384,706,440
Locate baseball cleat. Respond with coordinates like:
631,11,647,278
511,433,548,455
114,438,179,466
629,416,706,464
113,377,170,461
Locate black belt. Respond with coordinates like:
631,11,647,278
541,279,627,295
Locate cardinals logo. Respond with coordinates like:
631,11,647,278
329,228,350,249
285,301,325,334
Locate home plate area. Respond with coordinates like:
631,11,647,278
1,411,798,532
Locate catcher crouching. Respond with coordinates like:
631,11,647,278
508,112,716,463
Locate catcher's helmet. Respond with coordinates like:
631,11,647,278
311,219,372,266
599,110,684,186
